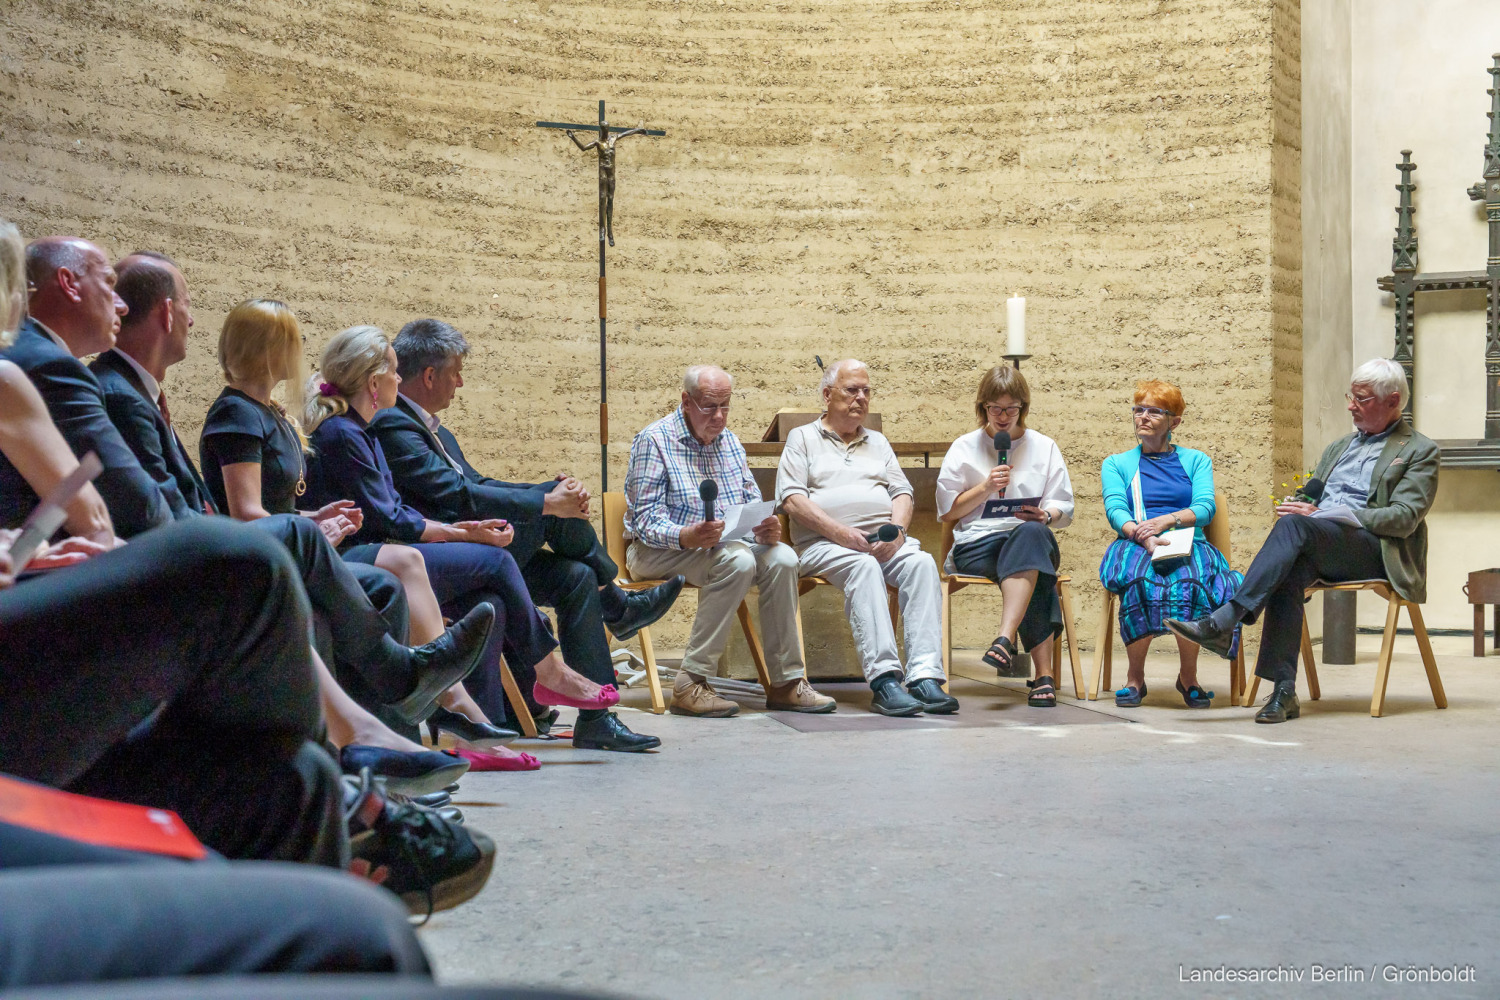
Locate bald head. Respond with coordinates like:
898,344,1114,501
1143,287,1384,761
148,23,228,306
24,236,124,357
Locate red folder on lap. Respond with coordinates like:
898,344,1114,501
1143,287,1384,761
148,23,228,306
0,773,208,859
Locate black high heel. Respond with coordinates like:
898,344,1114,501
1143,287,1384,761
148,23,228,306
424,706,519,748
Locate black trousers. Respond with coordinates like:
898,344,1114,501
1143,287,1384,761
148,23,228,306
0,518,345,866
952,520,1062,652
253,514,415,703
0,848,428,986
1230,514,1385,684
503,511,618,589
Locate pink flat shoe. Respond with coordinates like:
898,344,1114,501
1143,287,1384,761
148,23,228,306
532,680,620,711
450,747,540,772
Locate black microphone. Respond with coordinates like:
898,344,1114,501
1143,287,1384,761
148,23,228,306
992,430,1009,498
1298,477,1326,502
699,478,719,522
864,523,901,544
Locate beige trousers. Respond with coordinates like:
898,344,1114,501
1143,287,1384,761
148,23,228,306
626,540,806,684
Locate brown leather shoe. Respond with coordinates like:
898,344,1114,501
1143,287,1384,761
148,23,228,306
764,677,837,714
669,671,740,718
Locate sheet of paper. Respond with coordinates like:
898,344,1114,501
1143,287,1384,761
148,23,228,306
1311,505,1363,527
980,496,1043,519
721,500,778,541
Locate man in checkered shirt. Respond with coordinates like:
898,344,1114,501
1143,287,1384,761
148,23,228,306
624,365,836,718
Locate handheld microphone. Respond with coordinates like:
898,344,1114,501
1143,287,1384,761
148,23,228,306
992,430,1009,498
864,523,901,544
699,478,719,522
1298,477,1326,502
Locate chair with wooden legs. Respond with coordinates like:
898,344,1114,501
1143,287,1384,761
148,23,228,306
1240,580,1446,717
601,492,774,714
1090,491,1246,702
938,520,1085,699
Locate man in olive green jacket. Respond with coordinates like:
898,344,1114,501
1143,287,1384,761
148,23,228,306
1169,358,1439,723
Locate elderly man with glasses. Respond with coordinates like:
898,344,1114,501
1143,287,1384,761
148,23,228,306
776,359,956,717
624,364,835,718
1168,358,1440,723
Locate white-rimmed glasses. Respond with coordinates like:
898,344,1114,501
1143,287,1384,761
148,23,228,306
1131,405,1174,418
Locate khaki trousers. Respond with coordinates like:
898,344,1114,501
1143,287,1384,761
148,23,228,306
626,540,806,684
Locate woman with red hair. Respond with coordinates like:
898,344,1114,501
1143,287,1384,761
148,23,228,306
1098,380,1242,708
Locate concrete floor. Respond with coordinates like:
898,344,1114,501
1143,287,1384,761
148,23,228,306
419,635,1498,999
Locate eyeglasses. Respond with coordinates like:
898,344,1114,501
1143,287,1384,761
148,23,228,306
1131,405,1175,418
837,385,874,399
1344,392,1378,406
689,398,732,416
985,404,1023,418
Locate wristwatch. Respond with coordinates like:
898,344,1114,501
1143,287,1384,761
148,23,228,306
1044,510,1053,525
1171,513,1182,528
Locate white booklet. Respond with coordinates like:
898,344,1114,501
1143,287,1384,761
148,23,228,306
720,500,778,542
1310,505,1363,527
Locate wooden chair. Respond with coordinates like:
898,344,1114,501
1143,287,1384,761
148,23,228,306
1241,580,1447,717
601,492,774,714
1089,491,1246,703
938,520,1085,699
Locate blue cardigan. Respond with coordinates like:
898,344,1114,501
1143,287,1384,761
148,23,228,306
1100,445,1217,541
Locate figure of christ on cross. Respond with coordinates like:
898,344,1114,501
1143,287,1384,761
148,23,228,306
565,124,647,247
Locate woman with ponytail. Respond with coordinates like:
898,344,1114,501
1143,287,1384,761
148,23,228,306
302,325,639,749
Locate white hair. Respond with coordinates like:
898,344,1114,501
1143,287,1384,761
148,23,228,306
820,358,868,393
1350,357,1409,409
683,364,732,396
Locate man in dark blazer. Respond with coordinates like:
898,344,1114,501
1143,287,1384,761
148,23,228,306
0,237,169,537
1169,358,1440,723
10,242,486,725
375,318,683,749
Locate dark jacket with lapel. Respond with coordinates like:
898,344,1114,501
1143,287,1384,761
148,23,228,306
0,319,171,536
1311,419,1439,603
369,397,547,524
88,349,215,519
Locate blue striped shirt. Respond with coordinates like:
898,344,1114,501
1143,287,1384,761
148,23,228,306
623,407,761,549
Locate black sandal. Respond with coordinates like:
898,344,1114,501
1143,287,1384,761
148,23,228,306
983,635,1017,674
1026,675,1057,707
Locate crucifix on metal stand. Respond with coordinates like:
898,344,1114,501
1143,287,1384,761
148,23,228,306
536,101,666,489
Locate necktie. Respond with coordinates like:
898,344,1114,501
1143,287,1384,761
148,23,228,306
157,389,172,427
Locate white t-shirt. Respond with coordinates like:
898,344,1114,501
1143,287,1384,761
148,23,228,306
936,427,1074,548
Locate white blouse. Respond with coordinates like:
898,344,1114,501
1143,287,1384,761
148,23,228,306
936,427,1075,548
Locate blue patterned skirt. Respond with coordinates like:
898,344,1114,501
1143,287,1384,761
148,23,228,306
1098,538,1244,652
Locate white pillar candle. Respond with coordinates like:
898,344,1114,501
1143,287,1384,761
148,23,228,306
1006,295,1026,356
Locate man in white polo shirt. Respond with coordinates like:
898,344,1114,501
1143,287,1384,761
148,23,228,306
776,359,957,716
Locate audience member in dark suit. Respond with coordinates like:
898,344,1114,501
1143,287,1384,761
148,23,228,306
1169,358,1441,723
63,250,486,734
0,238,169,536
304,324,661,752
376,318,683,729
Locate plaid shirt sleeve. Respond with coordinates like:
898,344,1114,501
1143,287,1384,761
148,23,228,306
624,422,683,550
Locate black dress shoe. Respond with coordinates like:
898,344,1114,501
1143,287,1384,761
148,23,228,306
606,576,686,641
532,708,560,735
425,706,520,748
339,745,471,796
407,790,453,809
1165,613,1235,660
870,674,924,717
1255,682,1301,724
907,677,959,714
387,603,496,725
572,712,662,752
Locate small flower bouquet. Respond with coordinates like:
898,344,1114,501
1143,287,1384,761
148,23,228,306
1269,470,1316,507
